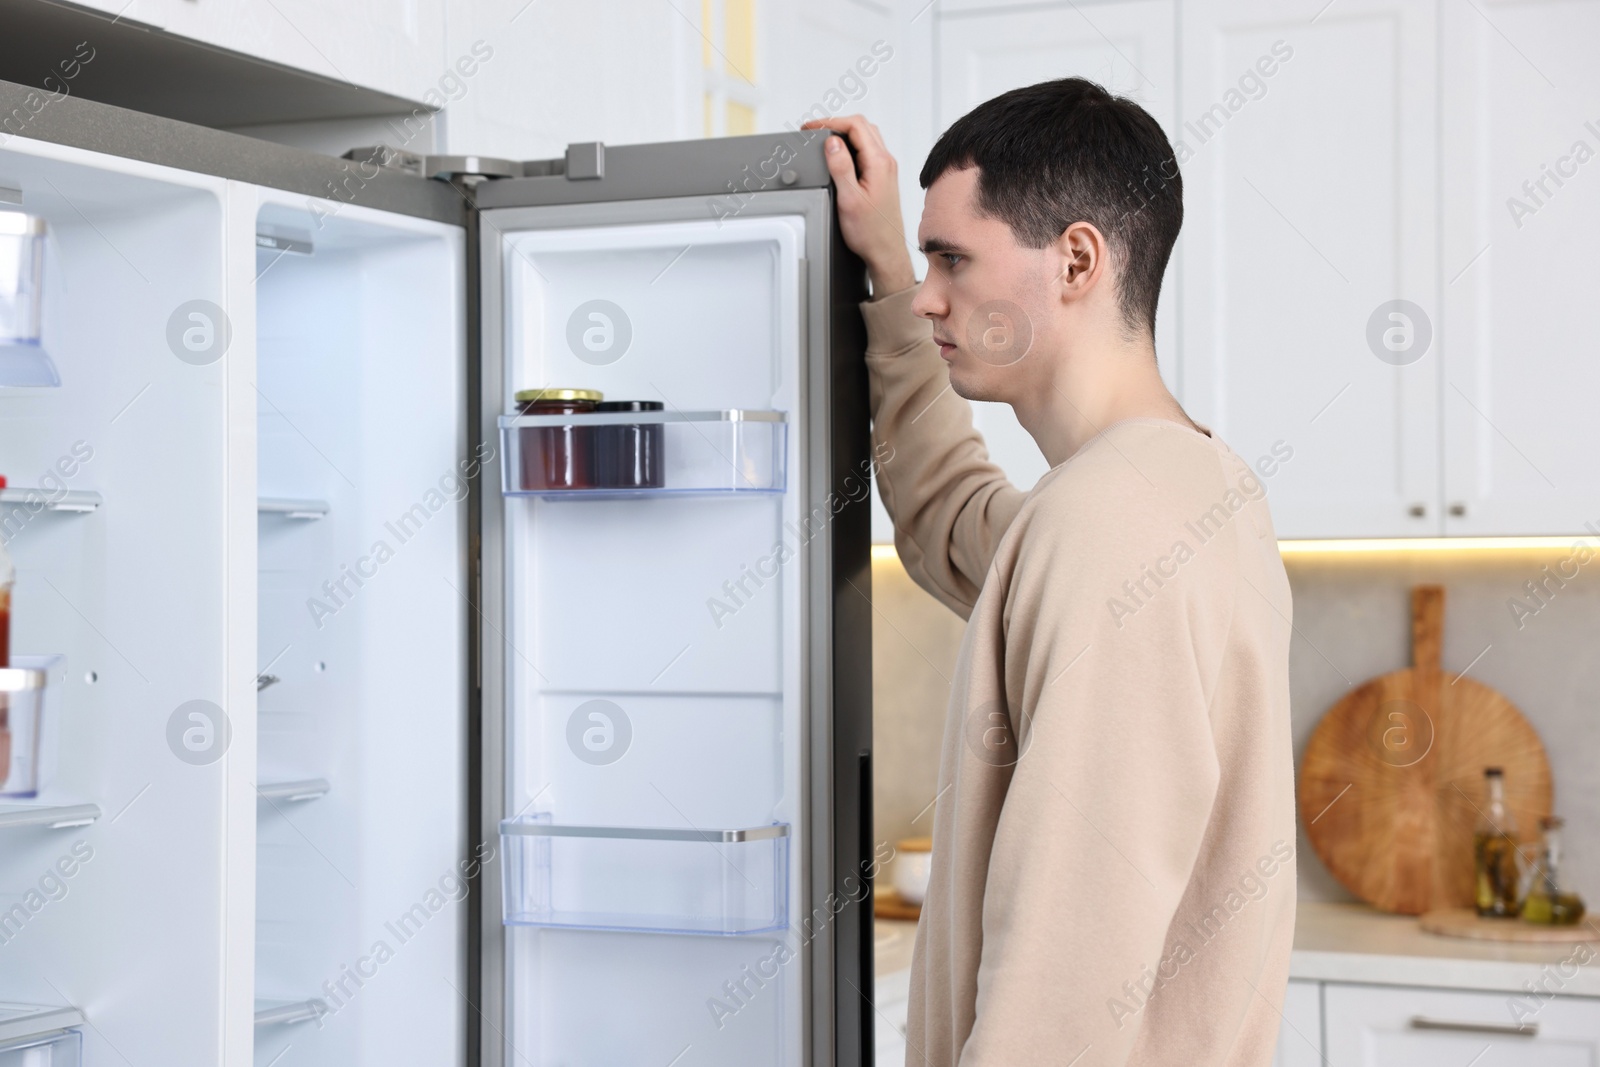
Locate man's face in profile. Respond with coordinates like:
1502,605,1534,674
912,166,1060,405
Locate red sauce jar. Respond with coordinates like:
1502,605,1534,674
515,388,602,490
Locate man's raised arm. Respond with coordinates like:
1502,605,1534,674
806,115,1025,617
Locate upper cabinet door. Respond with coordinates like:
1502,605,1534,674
83,0,447,105
1180,0,1440,538
933,0,1178,498
1440,0,1600,535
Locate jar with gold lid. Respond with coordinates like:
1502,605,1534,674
514,388,602,490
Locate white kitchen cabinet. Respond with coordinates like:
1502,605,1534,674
1439,0,1600,535
1179,0,1441,539
872,0,1178,542
879,0,1596,541
1272,979,1324,1067
937,0,1178,493
441,0,700,160
77,0,451,107
1324,983,1600,1064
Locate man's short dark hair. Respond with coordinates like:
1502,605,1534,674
920,77,1182,337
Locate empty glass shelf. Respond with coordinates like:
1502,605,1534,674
0,804,101,831
0,488,100,513
256,778,330,803
499,409,786,497
500,816,789,935
257,497,329,520
254,999,327,1027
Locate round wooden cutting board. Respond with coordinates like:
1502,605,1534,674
1299,586,1553,915
1420,908,1600,943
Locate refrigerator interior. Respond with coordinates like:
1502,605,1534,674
494,214,808,1066
252,193,469,1065
0,137,229,1060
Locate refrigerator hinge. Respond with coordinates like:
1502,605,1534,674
342,145,521,184
341,142,607,186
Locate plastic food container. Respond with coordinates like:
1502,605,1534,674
593,400,665,489
0,1004,83,1067
0,1028,81,1067
0,664,48,798
0,210,58,388
512,388,601,490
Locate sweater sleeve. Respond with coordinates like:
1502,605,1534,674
862,284,1028,619
960,479,1225,1066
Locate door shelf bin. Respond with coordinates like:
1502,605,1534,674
500,817,789,935
498,409,786,497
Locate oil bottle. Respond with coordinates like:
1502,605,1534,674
1473,767,1522,918
1522,816,1586,926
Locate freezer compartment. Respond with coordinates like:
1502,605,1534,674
501,816,788,935
499,410,786,496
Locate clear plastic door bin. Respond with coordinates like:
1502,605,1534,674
501,816,789,935
500,409,786,496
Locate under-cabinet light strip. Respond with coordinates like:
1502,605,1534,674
871,537,1593,563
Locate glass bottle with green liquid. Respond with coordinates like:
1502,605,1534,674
1523,816,1586,926
1474,767,1522,918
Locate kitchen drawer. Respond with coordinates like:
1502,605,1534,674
1324,982,1600,1065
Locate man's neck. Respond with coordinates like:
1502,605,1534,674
1011,337,1197,467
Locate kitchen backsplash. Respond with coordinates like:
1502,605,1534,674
872,546,1600,905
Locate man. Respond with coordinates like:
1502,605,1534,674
804,79,1296,1065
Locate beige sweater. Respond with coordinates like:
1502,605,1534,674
863,285,1297,1067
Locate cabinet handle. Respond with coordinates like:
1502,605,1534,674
1409,1015,1538,1037
1449,502,1467,517
1409,503,1428,518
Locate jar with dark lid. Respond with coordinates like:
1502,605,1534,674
594,400,665,489
515,388,602,490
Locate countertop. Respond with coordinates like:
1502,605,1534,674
876,919,918,978
875,904,1600,997
1290,901,1600,995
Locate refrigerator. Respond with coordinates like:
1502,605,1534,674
0,78,873,1067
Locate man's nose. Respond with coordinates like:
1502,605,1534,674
911,274,945,320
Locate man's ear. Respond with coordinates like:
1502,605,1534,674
1055,221,1110,303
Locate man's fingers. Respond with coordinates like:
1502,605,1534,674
820,132,862,195
802,114,893,182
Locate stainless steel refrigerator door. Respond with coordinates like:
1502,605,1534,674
476,172,870,1067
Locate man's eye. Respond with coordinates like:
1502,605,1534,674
941,253,964,268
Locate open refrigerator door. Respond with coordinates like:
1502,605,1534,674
475,141,872,1067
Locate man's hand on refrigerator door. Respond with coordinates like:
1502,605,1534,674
802,115,917,297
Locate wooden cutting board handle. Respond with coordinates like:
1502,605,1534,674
1411,585,1443,676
